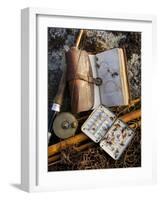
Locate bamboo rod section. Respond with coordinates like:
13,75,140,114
48,142,94,164
73,142,94,152
129,98,140,106
48,133,89,157
120,109,141,122
48,154,61,163
75,30,84,48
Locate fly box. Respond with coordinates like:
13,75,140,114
81,105,135,160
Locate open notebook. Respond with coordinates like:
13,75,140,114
89,48,130,108
66,47,130,113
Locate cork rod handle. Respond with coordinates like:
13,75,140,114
54,67,66,106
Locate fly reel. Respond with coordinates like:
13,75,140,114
53,112,78,139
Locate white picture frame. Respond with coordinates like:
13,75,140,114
21,7,157,192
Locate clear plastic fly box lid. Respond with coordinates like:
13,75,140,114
81,105,116,143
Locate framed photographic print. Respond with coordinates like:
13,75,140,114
21,7,156,192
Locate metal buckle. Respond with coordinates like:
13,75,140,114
95,77,102,86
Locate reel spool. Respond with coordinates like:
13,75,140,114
53,112,78,139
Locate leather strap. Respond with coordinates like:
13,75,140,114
67,73,94,83
67,73,102,86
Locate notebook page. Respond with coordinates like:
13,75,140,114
96,48,124,107
88,54,101,109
